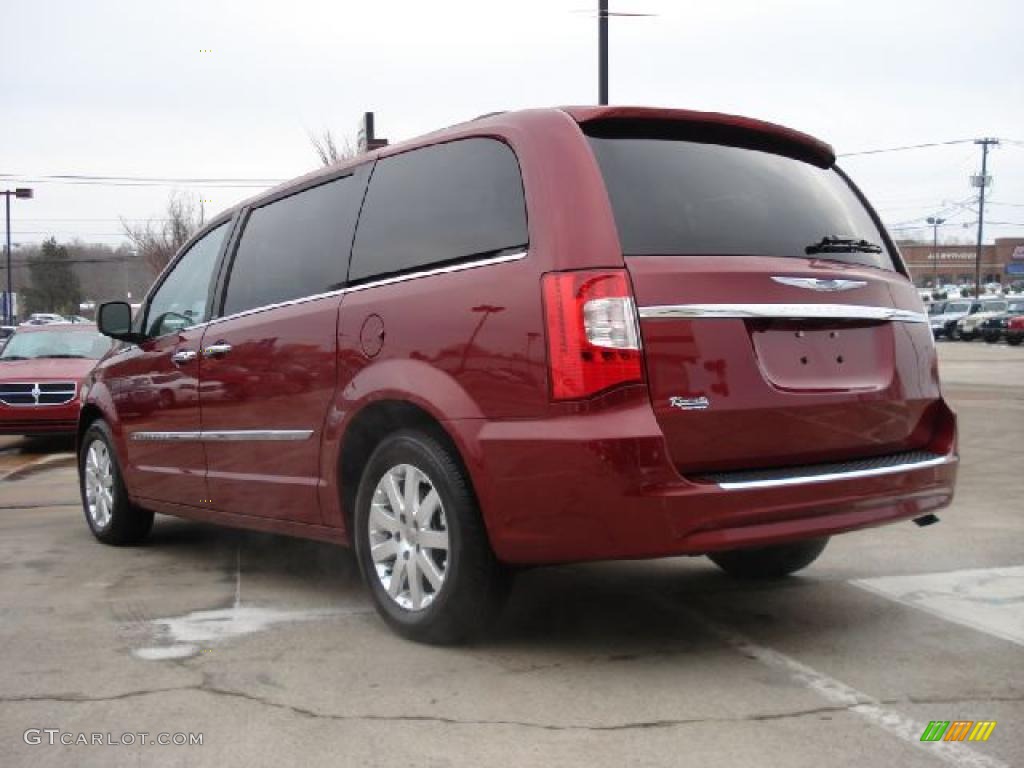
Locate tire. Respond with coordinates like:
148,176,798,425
708,537,828,579
78,419,153,545
1008,336,1022,346
950,326,962,341
984,334,998,344
353,430,508,644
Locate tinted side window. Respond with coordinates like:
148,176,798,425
223,174,363,316
350,138,527,282
145,222,229,337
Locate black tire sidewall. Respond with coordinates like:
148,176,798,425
353,431,490,641
78,419,150,544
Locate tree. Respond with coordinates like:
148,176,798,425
309,129,356,167
122,192,205,276
22,238,82,315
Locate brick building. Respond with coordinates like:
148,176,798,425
895,237,1024,288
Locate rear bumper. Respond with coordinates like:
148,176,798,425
451,397,957,565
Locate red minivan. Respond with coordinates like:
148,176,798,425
80,107,957,643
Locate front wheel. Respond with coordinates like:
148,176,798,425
354,430,508,644
79,419,153,545
708,537,828,579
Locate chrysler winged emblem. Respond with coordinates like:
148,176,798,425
771,276,867,292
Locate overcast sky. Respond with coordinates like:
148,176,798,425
3,0,1023,248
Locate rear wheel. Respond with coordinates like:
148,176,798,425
984,333,999,344
354,430,508,644
1008,336,1022,346
708,537,828,579
79,420,153,545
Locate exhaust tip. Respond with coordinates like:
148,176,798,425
913,514,941,527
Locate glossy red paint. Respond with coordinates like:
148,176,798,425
83,106,958,565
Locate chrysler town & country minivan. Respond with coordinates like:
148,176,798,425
79,107,958,643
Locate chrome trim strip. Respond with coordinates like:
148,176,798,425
637,303,928,323
202,429,313,442
130,429,313,442
343,250,528,294
204,250,528,328
130,431,202,442
715,455,952,491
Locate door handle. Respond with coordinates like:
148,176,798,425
171,349,197,365
202,342,233,358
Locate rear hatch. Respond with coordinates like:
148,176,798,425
583,114,942,474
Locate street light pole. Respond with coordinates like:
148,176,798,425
926,216,945,290
598,0,609,105
2,188,35,325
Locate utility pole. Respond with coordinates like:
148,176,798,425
973,138,998,296
927,216,945,289
598,0,609,105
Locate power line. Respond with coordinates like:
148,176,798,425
0,172,281,184
838,139,976,157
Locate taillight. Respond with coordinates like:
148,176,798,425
542,269,643,400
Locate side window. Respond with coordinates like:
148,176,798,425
222,174,364,316
349,138,527,282
145,222,229,337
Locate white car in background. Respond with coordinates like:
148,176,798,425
20,313,66,326
956,299,1009,341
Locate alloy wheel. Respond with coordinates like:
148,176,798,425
368,463,450,611
84,440,115,529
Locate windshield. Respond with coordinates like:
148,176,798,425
0,329,112,360
586,132,894,269
984,302,1008,312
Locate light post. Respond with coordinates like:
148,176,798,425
926,216,945,290
2,187,34,325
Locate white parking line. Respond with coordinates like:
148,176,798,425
682,608,1008,768
853,566,1024,647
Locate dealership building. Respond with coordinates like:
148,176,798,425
895,237,1024,288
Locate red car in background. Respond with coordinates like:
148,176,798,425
0,324,112,436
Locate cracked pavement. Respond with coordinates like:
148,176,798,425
0,342,1021,767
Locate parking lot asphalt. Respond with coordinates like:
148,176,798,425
0,341,1021,767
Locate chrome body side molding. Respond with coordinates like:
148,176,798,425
130,429,313,442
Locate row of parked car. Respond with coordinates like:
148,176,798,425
927,297,1024,344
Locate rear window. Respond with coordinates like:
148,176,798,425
586,133,894,270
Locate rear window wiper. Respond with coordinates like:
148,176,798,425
39,354,90,359
805,236,883,255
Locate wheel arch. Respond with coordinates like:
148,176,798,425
335,399,482,543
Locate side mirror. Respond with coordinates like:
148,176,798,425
97,301,145,343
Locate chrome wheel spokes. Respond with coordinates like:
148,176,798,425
84,440,114,529
368,463,449,611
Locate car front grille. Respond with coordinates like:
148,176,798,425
0,382,77,406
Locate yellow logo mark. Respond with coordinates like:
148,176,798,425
968,721,997,742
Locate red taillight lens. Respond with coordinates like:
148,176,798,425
542,269,643,400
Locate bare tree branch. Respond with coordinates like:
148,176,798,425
309,129,356,167
121,192,205,276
